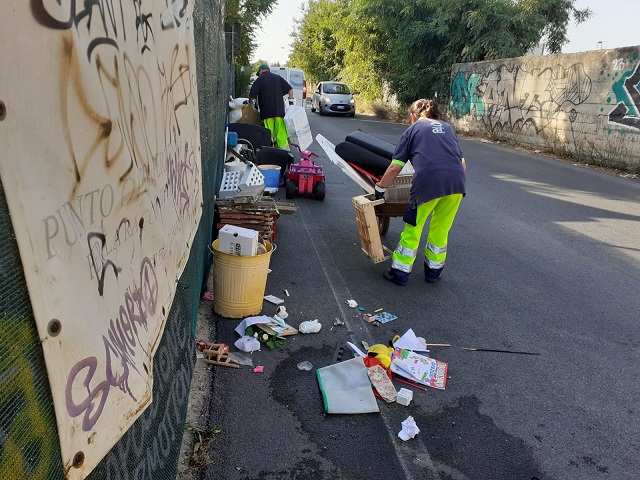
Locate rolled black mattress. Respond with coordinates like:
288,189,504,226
344,131,396,160
335,141,391,177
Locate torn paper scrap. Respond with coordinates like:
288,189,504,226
398,416,420,441
394,328,429,352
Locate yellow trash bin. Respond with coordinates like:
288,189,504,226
212,239,274,318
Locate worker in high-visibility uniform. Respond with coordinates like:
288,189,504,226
375,98,466,286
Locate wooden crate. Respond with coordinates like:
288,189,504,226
352,194,393,263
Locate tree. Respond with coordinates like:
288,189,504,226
288,0,591,106
225,0,280,66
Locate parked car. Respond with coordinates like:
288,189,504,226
311,82,356,117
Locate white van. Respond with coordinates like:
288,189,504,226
270,66,307,108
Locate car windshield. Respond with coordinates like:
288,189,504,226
324,83,351,95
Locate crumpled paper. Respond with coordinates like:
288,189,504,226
398,416,420,441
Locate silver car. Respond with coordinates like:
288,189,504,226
311,82,356,117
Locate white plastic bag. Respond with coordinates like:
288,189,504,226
299,319,322,333
284,106,312,150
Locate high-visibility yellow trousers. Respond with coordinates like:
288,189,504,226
263,117,289,149
391,194,463,276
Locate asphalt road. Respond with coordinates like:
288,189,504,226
202,106,640,480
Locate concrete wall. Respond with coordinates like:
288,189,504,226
449,47,640,172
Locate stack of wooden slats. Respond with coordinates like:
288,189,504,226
217,199,277,241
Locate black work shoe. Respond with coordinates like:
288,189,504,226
383,269,408,286
424,261,443,283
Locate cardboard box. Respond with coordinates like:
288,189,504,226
236,104,262,125
218,225,259,256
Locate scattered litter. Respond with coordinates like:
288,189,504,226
393,329,428,352
358,307,365,311
374,308,383,313
253,366,264,373
346,341,366,357
394,375,427,392
196,353,205,359
264,295,285,305
275,306,289,319
398,416,420,441
196,341,208,352
202,343,239,368
367,344,394,368
316,357,380,414
621,173,638,179
534,149,541,153
333,318,344,327
375,312,397,324
235,336,261,352
361,341,370,351
462,347,541,355
362,314,376,323
284,289,290,297
346,299,358,308
367,365,397,403
201,291,214,301
299,319,322,333
396,388,413,406
297,361,313,371
391,349,448,390
228,351,254,367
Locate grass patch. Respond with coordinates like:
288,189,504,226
184,422,222,473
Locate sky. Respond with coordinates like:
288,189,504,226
251,0,640,64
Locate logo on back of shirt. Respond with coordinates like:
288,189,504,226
431,121,444,134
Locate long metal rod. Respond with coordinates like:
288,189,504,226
462,347,541,355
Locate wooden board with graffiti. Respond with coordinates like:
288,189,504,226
0,1,202,477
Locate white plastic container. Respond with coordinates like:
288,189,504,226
396,388,413,406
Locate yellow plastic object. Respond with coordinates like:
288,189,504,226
366,344,394,368
212,239,274,318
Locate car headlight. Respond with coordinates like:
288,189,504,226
322,96,331,103
349,98,355,104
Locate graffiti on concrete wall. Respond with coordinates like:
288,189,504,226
607,53,640,130
451,62,592,133
0,1,202,478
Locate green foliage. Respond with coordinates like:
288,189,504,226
225,0,280,65
288,0,591,106
234,65,253,97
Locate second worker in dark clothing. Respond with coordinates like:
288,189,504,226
249,64,294,149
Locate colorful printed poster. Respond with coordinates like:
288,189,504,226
391,349,448,390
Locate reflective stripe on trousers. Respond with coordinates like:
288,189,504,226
391,194,463,274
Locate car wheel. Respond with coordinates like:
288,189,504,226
318,104,324,116
286,179,297,199
314,181,326,201
349,111,355,117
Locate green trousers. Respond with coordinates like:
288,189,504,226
263,117,289,149
391,194,463,274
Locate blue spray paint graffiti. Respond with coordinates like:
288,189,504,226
609,60,640,130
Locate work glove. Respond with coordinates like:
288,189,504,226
374,184,386,200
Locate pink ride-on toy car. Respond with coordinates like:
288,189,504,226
286,145,325,201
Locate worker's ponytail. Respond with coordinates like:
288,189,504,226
409,98,440,120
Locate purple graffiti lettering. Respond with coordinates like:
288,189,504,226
66,257,158,430
65,357,110,431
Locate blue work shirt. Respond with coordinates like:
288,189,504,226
392,118,466,205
